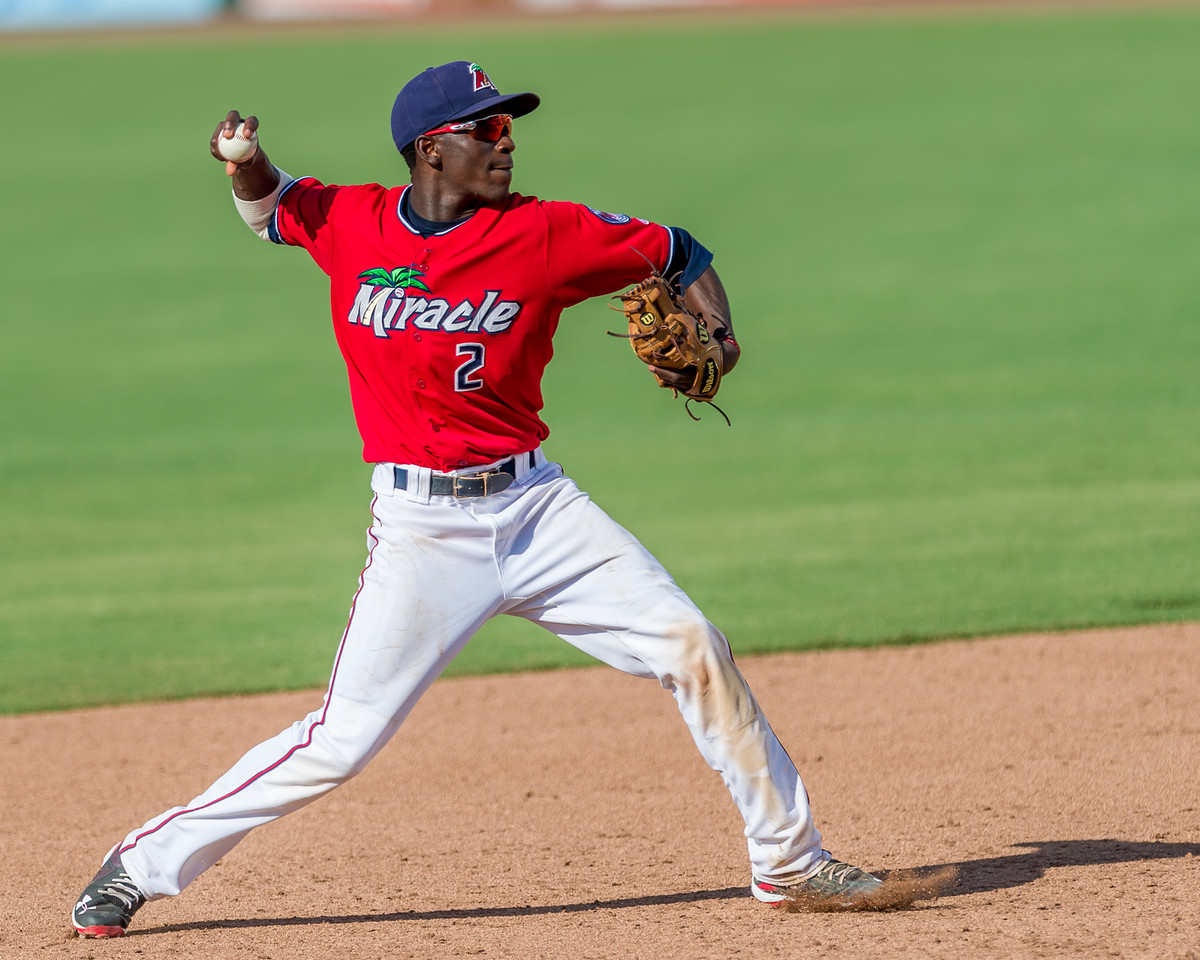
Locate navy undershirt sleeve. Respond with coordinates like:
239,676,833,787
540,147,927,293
665,227,714,290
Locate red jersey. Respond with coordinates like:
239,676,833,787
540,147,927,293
270,180,672,470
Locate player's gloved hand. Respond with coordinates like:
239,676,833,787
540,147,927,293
611,273,730,423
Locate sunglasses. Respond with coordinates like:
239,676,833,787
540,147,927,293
422,114,513,143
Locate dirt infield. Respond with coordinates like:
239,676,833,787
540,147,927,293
5,623,1198,959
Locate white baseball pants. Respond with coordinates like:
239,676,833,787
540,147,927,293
118,451,823,898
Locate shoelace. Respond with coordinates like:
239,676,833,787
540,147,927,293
97,874,143,911
816,860,859,884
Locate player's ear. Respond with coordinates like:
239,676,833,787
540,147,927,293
413,135,442,170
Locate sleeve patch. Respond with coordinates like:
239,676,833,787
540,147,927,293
586,206,631,225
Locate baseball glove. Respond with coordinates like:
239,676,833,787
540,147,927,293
610,274,729,422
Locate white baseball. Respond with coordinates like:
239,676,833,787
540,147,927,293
217,121,258,163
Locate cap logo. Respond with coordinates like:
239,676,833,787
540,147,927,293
469,63,496,93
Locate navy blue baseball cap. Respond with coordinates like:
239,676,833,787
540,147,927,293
391,61,540,153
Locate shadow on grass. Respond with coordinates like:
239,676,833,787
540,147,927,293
129,839,1200,935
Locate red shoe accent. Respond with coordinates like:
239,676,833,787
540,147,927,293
73,923,128,938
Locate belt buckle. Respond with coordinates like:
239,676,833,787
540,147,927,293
452,467,515,498
452,470,493,498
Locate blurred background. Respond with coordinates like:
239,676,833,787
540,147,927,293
2,0,875,32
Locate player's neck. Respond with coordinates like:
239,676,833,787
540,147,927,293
401,190,471,237
408,186,494,222
409,167,509,222
408,190,472,222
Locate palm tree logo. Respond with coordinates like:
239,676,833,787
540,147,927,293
469,63,495,92
358,266,430,293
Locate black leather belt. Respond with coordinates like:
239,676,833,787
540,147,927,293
394,452,535,499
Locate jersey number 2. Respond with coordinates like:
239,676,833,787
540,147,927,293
454,343,485,392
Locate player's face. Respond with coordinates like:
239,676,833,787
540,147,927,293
433,124,516,205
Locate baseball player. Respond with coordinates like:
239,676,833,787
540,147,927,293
70,61,883,938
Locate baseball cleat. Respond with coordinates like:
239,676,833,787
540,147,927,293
71,846,146,937
752,856,883,907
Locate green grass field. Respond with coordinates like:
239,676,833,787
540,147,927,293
3,5,1199,714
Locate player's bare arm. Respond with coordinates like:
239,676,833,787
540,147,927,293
210,110,280,199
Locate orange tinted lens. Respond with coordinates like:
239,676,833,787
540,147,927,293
471,115,512,141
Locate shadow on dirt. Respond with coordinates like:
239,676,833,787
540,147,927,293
130,885,750,934
916,838,1200,898
129,839,1200,935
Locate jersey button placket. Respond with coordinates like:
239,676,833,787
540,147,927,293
411,258,426,341
409,253,435,443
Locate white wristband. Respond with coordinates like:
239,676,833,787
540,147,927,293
232,166,294,240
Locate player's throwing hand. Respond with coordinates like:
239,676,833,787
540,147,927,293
210,110,259,176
